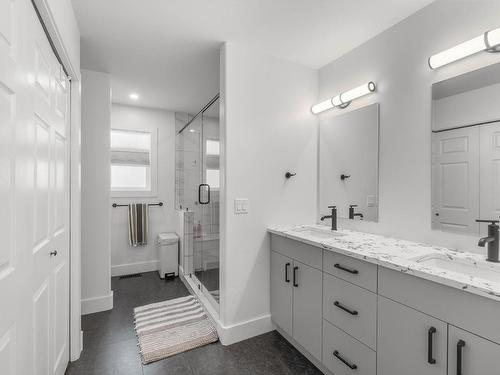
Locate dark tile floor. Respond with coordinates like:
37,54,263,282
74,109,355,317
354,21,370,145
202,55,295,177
66,271,322,375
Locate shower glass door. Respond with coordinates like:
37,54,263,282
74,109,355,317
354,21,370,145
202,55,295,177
176,96,220,312
198,99,220,309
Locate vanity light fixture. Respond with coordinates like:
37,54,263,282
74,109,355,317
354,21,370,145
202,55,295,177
428,26,500,69
311,82,376,114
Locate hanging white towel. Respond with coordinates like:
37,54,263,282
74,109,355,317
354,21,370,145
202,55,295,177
128,203,148,246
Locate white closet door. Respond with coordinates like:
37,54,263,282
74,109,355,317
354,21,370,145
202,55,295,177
432,127,480,234
0,1,70,375
479,122,500,236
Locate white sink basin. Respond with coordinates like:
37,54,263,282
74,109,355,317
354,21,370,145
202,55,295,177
417,255,500,283
291,226,345,239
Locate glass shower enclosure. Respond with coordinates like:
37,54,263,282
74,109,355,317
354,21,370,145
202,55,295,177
175,95,220,311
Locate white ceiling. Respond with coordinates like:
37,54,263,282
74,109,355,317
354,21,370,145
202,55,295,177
72,0,434,113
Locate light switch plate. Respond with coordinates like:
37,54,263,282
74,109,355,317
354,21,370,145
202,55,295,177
234,198,249,214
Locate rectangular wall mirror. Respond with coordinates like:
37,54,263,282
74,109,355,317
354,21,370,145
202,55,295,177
319,103,380,223
431,62,500,236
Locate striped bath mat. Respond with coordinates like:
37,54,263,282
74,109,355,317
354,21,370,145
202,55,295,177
133,295,218,364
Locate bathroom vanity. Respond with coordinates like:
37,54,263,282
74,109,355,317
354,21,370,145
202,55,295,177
268,225,500,375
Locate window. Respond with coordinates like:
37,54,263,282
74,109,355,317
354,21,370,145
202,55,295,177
206,139,220,189
110,129,156,195
206,139,220,155
206,169,220,189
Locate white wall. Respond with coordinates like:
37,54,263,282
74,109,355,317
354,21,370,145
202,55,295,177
81,70,113,314
433,82,500,131
318,0,500,254
110,104,176,276
220,42,318,343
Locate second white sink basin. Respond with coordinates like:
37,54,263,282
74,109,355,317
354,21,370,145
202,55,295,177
291,226,345,239
417,255,500,284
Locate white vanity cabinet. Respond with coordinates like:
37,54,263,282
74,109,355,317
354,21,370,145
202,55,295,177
270,236,323,361
270,251,293,336
448,326,500,375
377,296,447,375
269,232,500,375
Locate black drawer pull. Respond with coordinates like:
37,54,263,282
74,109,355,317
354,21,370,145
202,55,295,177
457,340,465,375
285,263,290,283
293,266,299,287
333,350,357,370
334,301,358,316
334,263,359,274
428,327,436,364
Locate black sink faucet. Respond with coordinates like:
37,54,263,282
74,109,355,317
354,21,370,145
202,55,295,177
321,205,337,231
348,205,364,220
476,219,499,262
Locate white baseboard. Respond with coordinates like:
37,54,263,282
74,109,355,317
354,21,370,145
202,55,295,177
217,314,273,346
178,271,273,346
111,260,159,277
81,291,114,315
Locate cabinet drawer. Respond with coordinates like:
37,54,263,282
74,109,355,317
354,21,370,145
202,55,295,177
270,234,322,269
323,319,376,375
323,250,377,292
323,273,377,349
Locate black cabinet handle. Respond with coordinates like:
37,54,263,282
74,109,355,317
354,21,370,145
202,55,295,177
334,301,358,316
334,263,359,275
457,340,465,375
333,350,357,370
293,266,299,287
285,263,290,283
428,327,436,364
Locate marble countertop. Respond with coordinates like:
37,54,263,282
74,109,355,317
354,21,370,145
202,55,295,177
268,224,500,302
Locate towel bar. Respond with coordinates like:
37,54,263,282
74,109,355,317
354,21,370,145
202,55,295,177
112,202,163,208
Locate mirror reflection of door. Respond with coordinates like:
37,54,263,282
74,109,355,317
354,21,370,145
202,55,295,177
432,128,479,234
431,61,500,236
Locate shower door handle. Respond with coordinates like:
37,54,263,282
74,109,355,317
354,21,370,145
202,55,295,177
198,184,211,205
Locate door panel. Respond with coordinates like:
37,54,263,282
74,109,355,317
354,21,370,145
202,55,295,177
448,326,500,375
0,2,70,374
479,122,500,236
270,251,292,336
292,260,322,361
432,128,479,234
378,296,447,375
0,326,16,375
33,281,50,375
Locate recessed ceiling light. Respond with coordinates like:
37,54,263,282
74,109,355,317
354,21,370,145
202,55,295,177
129,93,139,100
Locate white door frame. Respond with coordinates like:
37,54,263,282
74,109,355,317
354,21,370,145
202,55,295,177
31,0,82,361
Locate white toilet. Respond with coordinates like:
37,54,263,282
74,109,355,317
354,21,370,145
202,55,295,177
157,233,179,278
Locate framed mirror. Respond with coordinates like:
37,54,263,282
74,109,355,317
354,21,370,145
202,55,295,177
318,103,380,222
431,62,500,236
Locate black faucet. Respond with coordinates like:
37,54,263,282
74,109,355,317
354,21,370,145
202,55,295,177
321,205,337,231
476,219,499,262
348,205,364,220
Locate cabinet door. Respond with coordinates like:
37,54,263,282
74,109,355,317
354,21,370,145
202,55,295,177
292,260,322,361
378,296,447,375
448,326,500,375
270,251,293,336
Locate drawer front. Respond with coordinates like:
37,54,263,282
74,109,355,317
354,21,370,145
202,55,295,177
323,319,376,375
323,250,377,292
323,273,377,349
270,234,322,269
